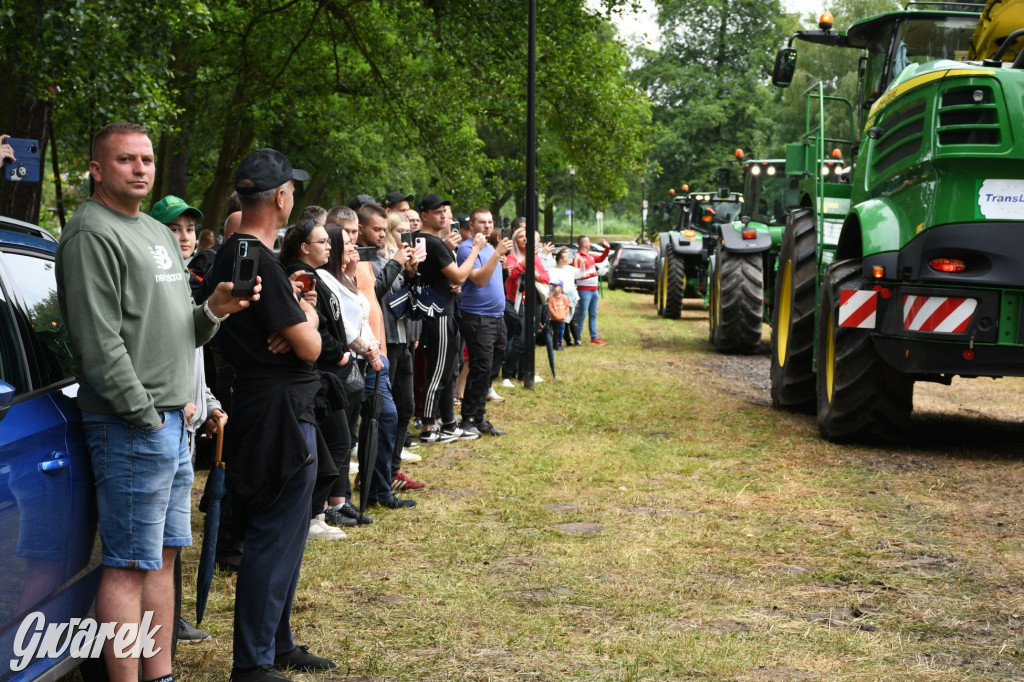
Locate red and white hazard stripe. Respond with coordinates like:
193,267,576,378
902,295,976,333
839,289,877,329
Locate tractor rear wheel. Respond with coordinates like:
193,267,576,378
770,208,817,412
663,250,686,319
654,251,664,315
816,259,913,441
711,242,763,354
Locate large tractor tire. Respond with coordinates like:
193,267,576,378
654,251,665,315
770,208,817,412
816,259,913,441
710,242,763,354
706,254,717,343
663,250,686,319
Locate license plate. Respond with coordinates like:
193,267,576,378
629,273,644,278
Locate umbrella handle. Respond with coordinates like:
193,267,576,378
214,414,226,468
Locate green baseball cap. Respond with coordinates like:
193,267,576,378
150,195,203,225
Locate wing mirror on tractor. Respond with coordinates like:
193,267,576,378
774,12,842,88
716,167,732,199
772,47,797,88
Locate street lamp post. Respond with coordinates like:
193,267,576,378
640,177,646,242
569,165,575,243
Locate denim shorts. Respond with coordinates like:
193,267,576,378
82,409,193,570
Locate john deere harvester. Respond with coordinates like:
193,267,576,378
654,170,743,319
770,0,1024,441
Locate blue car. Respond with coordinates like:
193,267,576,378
0,216,101,682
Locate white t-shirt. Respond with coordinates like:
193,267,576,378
317,268,379,356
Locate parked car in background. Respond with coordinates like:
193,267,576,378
607,244,657,291
0,216,103,682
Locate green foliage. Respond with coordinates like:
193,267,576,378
2,0,653,227
632,0,786,211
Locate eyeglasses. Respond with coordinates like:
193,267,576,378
307,238,330,246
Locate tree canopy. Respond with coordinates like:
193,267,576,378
0,0,653,233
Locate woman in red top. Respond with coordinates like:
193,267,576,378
504,226,551,306
572,235,611,344
501,223,551,384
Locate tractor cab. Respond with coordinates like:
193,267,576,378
773,7,982,130
737,156,790,227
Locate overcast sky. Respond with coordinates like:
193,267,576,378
604,0,823,48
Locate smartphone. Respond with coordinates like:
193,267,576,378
295,272,313,293
414,237,427,262
231,237,260,297
400,232,413,246
2,138,41,183
357,246,377,262
543,234,554,244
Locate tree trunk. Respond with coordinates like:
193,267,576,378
543,197,554,237
0,77,51,224
199,80,255,234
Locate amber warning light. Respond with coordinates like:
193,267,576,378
819,12,834,31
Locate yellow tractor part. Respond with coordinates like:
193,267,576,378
969,0,1024,61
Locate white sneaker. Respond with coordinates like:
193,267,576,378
400,448,422,463
487,387,504,402
534,375,544,383
309,514,346,540
501,379,516,389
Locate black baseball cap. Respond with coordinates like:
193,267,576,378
348,194,379,210
382,190,414,208
418,193,451,213
234,149,308,195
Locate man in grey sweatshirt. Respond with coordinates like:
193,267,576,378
56,122,255,682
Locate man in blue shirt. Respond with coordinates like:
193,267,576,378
457,208,513,437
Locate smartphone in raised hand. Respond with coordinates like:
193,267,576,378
231,237,260,297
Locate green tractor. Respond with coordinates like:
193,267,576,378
654,171,743,319
769,0,1024,441
706,152,796,354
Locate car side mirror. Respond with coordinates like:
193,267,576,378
772,47,797,88
0,380,14,423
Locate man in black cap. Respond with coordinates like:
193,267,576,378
415,193,486,443
381,190,414,214
348,193,378,210
208,148,337,682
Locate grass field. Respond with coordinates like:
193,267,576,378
171,287,1024,681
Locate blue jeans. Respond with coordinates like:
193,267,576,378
578,288,600,340
552,321,566,346
81,409,192,570
362,356,398,502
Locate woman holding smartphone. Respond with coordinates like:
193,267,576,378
279,219,360,539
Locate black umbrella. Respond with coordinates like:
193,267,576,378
195,417,226,626
358,361,385,519
543,315,556,379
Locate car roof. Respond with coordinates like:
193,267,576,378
0,216,58,253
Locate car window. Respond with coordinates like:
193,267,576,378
0,282,28,394
619,249,655,264
0,252,74,389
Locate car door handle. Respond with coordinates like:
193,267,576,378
39,452,69,472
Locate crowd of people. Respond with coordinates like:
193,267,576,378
49,121,615,682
